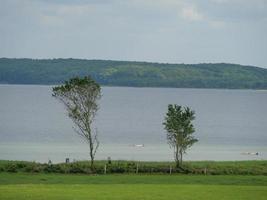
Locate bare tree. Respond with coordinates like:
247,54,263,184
52,76,101,169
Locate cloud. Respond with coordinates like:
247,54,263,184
208,20,226,29
0,0,266,67
181,6,204,21
199,0,267,22
39,4,96,26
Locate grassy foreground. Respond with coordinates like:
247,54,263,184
1,184,266,200
1,160,267,199
0,173,267,200
1,173,267,185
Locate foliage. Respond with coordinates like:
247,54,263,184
6,164,18,173
24,162,42,173
0,160,267,175
1,58,267,89
163,105,198,167
52,77,101,169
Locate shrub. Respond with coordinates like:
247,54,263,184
6,164,18,173
24,163,42,173
66,163,92,174
1,160,267,175
69,166,86,174
43,164,64,173
15,162,27,169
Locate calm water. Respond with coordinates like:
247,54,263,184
0,85,267,163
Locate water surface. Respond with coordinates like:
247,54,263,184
0,85,266,162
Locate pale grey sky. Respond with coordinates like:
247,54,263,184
0,0,267,67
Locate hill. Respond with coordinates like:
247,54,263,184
0,58,267,89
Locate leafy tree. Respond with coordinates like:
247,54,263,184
163,104,198,168
52,76,101,169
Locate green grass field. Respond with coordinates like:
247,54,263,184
1,184,266,200
0,173,266,200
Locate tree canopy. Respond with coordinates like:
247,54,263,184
52,76,101,169
163,104,198,168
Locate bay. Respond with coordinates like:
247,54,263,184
0,85,266,163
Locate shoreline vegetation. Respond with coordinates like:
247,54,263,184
1,58,267,89
1,160,266,175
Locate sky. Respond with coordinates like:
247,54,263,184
0,0,267,68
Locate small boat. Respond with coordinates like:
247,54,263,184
241,152,259,155
130,144,145,147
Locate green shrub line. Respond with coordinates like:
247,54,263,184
0,160,266,175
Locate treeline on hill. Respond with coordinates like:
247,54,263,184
0,58,267,89
1,160,267,175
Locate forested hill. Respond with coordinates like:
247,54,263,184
0,58,267,89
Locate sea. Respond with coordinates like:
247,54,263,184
0,84,266,163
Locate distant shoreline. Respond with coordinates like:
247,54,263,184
1,83,267,91
1,58,267,89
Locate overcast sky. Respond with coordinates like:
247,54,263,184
0,0,267,67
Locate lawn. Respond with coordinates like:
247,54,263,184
0,173,266,200
1,184,266,200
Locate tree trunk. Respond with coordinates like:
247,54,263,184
90,157,94,170
175,158,180,168
180,151,183,166
175,145,180,168
87,126,95,171
89,141,94,171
